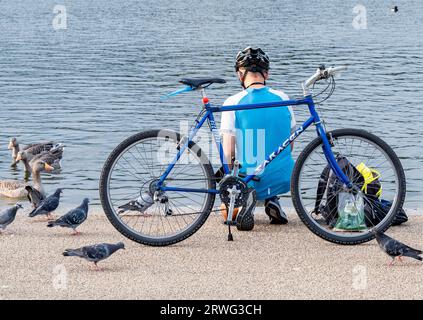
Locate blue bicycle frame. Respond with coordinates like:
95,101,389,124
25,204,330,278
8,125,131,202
158,93,353,194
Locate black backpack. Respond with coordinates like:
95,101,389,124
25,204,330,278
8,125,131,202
314,155,407,228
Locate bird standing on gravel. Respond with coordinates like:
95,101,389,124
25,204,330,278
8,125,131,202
0,203,23,234
63,242,125,270
28,188,63,220
47,198,89,235
373,230,422,265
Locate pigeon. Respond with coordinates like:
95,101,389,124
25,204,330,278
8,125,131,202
0,203,23,233
47,198,89,234
28,188,63,220
63,242,125,270
372,230,422,265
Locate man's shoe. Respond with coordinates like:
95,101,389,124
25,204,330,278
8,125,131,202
236,188,256,231
265,196,288,225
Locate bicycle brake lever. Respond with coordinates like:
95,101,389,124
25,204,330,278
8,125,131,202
318,65,330,80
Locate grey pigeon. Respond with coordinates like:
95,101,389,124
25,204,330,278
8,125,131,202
29,188,63,220
372,230,422,265
47,198,89,234
0,203,23,233
63,242,125,270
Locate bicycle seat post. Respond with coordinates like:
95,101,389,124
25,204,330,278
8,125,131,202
200,87,210,107
200,87,206,98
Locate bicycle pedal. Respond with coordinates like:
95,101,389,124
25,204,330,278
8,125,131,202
224,221,237,226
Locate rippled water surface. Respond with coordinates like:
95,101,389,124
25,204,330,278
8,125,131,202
0,0,422,209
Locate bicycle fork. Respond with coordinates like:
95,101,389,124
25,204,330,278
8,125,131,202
315,121,353,189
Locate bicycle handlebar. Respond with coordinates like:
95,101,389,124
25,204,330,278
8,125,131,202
304,65,348,87
303,65,348,92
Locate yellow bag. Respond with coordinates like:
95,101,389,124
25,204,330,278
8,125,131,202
356,162,382,198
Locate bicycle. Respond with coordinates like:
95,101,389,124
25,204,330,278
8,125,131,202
99,65,406,246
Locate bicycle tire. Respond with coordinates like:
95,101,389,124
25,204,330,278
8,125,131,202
291,128,406,245
99,129,216,246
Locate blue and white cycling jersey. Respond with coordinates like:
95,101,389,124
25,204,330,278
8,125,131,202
220,86,296,200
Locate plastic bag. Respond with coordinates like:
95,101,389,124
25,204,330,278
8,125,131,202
334,192,367,231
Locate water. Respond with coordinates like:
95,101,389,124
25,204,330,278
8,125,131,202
0,0,422,209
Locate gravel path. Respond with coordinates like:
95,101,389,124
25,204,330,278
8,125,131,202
0,208,422,300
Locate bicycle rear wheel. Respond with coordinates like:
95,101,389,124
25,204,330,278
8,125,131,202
99,129,216,246
291,128,406,245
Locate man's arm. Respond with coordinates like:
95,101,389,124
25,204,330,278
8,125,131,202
220,109,236,169
222,133,236,169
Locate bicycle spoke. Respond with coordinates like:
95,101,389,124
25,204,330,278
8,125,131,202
296,133,401,240
106,134,212,240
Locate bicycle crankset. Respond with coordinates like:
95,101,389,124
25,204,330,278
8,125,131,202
219,176,249,208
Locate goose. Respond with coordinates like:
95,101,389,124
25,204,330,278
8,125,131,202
0,161,54,199
31,144,63,169
16,143,64,175
8,138,20,167
0,180,28,198
8,138,40,167
9,138,55,169
26,161,55,207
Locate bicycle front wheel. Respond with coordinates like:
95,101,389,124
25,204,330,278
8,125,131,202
99,129,216,246
291,128,406,245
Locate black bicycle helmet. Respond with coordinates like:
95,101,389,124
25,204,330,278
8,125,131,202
235,47,270,72
235,47,270,88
